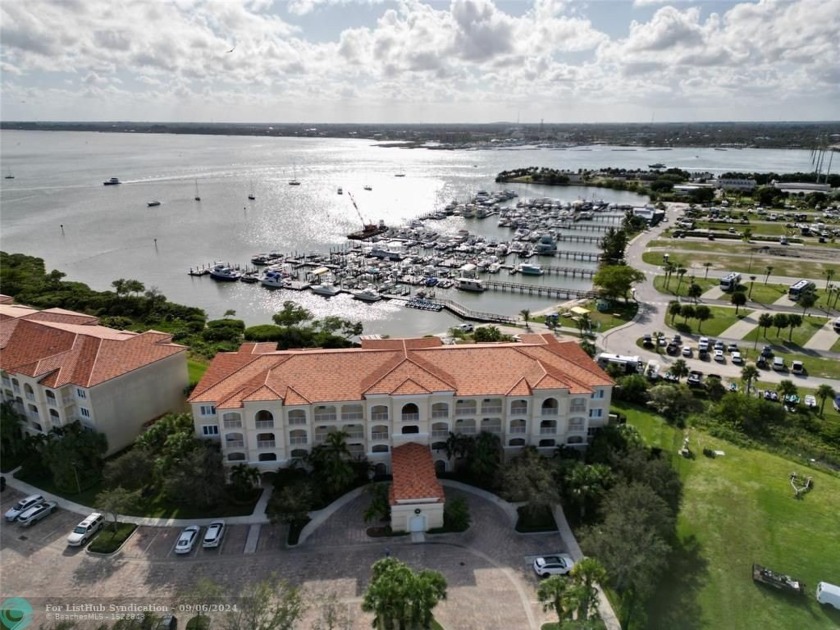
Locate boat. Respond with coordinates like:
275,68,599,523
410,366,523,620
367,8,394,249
310,282,341,297
752,563,804,596
209,264,242,282
648,163,666,169
103,177,121,185
363,185,373,191
240,272,259,284
456,277,485,292
337,187,343,195
289,164,301,186
5,168,14,180
147,200,161,207
248,180,256,200
346,192,388,240
194,179,201,201
260,269,288,289
352,286,383,302
517,263,544,275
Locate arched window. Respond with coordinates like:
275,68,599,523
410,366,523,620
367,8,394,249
509,419,527,434
481,398,502,414
342,404,364,421
455,418,476,435
371,425,389,440
372,444,389,453
401,425,419,434
225,432,245,448
222,413,242,429
455,399,477,417
24,384,34,400
541,398,559,416
538,439,555,447
342,423,364,439
256,433,276,448
288,409,306,425
431,402,449,419
255,410,274,428
289,429,307,445
540,419,557,434
45,391,57,406
371,405,389,421
227,452,246,462
508,438,526,447
314,405,337,422
434,460,447,475
431,422,449,438
258,453,277,461
49,409,60,419
510,399,528,415
401,403,419,421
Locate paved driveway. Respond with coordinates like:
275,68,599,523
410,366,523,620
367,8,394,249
1,487,563,629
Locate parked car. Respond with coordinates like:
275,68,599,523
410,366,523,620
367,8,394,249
791,361,805,375
714,349,725,363
731,351,743,364
203,520,226,549
533,553,576,577
773,357,786,371
764,390,780,402
672,334,682,345
713,340,725,352
17,500,58,527
5,494,44,522
804,395,817,409
662,372,679,383
175,526,201,554
761,345,774,358
682,346,693,358
458,323,473,333
698,337,710,352
642,334,653,348
687,371,704,387
727,343,739,353
67,512,105,547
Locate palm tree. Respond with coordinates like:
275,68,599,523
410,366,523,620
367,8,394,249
520,308,531,330
695,305,712,333
671,358,690,381
816,384,836,417
467,431,503,486
675,267,688,295
663,261,676,289
763,266,774,285
703,262,712,279
652,331,664,354
758,313,774,338
748,275,757,299
537,575,579,628
570,557,609,621
668,301,682,324
731,291,747,315
786,313,803,342
773,313,789,337
565,463,613,521
777,379,798,402
741,364,759,395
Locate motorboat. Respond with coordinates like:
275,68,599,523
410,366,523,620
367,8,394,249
260,269,288,289
337,187,343,195
147,200,161,207
348,220,388,241
456,277,485,292
363,185,373,191
517,263,544,275
209,264,242,282
310,282,341,297
103,177,121,185
352,286,383,302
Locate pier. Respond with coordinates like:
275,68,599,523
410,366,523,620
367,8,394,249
481,280,596,300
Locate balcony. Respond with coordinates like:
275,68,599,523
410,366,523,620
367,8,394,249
541,408,559,416
314,412,337,423
341,412,364,421
255,420,275,430
431,430,450,439
287,417,307,426
455,408,476,417
539,427,556,435
510,405,527,416
371,412,389,421
401,413,420,422
345,431,365,440
431,410,449,419
570,405,587,414
509,426,527,434
62,397,75,407
289,436,308,445
225,440,245,449
371,431,389,440
25,392,35,402
455,427,476,435
481,406,502,415
223,420,243,430
46,398,57,408
257,440,276,449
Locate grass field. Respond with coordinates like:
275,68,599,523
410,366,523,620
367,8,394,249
666,304,753,337
695,221,796,237
741,316,829,348
652,275,718,298
188,356,210,386
582,300,638,332
642,251,840,280
832,337,840,353
614,402,840,630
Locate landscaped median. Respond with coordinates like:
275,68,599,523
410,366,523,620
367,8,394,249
614,401,840,630
87,522,137,554
665,304,754,337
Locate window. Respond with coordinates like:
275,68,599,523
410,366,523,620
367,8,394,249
434,460,447,475
371,425,389,440
24,384,35,401
256,432,276,448
290,449,309,459
372,444,389,454
589,409,603,419
508,438,526,447
431,441,447,451
540,419,556,434
569,417,585,431
288,410,307,425
401,403,419,422
28,404,39,418
343,424,365,440
341,404,364,421
289,429,308,445
79,407,91,418
255,410,274,428
591,389,605,399
371,405,389,421
222,413,242,429
431,422,449,438
431,402,449,418
541,398,559,416
570,398,587,413
227,452,246,462
46,391,57,406
258,453,277,461
455,418,476,434
567,436,584,444
509,419,527,434
200,405,216,416
481,417,502,433
401,425,419,434
510,400,528,415
76,388,87,399
314,405,337,422
225,433,245,448
455,400,477,417
538,439,556,447
481,398,502,414
202,425,219,436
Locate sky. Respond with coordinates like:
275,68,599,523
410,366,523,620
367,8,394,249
1,0,838,124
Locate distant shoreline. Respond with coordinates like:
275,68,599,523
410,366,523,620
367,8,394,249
2,120,836,151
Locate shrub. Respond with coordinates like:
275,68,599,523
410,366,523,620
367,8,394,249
443,497,471,532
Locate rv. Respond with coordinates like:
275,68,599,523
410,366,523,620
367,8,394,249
597,353,641,374
720,272,741,292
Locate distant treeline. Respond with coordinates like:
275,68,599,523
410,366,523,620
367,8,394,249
720,171,840,187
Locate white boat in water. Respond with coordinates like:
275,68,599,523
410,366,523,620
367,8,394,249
456,277,485,292
310,282,341,297
352,286,382,302
209,264,242,281
517,263,544,276
260,269,288,289
147,200,161,207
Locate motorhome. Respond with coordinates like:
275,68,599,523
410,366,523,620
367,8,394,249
720,272,741,292
596,353,641,374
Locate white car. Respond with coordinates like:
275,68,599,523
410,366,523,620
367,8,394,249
17,500,58,527
67,512,105,547
175,525,200,554
731,351,743,364
5,494,44,522
202,520,226,549
714,349,725,362
533,553,576,577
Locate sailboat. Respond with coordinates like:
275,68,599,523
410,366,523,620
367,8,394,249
248,180,256,200
194,179,201,201
288,164,300,186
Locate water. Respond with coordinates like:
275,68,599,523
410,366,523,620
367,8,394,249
0,131,817,336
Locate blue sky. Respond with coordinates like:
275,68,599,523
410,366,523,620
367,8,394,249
1,0,838,123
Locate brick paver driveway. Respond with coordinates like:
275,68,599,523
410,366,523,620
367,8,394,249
1,487,565,629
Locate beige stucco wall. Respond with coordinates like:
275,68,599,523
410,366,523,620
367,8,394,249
391,501,444,533
89,352,188,455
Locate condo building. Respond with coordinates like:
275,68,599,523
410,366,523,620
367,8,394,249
188,333,614,473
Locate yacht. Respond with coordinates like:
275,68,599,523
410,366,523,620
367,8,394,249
310,282,341,297
456,277,485,292
337,187,343,195
103,177,121,186
260,269,288,289
209,264,242,281
352,286,383,302
147,200,161,207
517,263,544,276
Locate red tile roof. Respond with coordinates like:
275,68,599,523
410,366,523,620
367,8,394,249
189,333,613,406
0,309,185,388
389,442,445,503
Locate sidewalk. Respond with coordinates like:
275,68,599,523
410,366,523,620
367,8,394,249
718,311,761,340
3,471,271,527
804,318,840,351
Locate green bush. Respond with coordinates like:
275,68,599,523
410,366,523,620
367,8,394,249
443,497,471,532
244,324,285,341
88,523,137,553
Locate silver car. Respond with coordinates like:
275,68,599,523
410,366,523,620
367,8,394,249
202,520,226,549
17,500,58,527
5,494,44,522
175,525,200,554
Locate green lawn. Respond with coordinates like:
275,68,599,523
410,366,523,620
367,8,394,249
583,300,638,332
695,221,795,237
642,251,840,280
744,283,788,305
613,401,840,630
653,275,718,298
741,316,829,348
188,356,210,387
666,305,753,338
832,337,840,353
